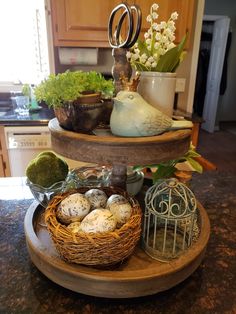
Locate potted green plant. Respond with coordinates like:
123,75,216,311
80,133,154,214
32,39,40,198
126,3,187,117
34,70,114,133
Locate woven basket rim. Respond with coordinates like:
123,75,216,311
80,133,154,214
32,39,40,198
45,186,141,237
44,186,142,266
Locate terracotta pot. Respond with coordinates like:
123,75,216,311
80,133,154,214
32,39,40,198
74,92,101,104
54,93,106,133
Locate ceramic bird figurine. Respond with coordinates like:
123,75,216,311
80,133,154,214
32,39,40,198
110,90,193,137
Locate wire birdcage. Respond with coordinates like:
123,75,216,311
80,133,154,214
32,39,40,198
142,178,199,262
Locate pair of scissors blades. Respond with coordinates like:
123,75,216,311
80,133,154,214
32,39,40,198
108,2,142,49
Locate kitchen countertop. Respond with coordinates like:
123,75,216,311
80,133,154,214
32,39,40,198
0,172,236,313
0,106,55,126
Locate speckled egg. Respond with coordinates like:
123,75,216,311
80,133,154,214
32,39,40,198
106,194,129,207
56,193,91,224
84,189,108,210
108,202,132,227
67,221,81,233
79,209,117,233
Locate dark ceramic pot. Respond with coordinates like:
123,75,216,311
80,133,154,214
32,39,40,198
54,93,110,133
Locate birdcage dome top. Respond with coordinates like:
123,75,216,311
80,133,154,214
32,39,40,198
145,178,197,219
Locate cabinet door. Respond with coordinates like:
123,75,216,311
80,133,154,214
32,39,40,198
0,154,5,177
135,0,194,46
51,0,126,47
0,126,10,177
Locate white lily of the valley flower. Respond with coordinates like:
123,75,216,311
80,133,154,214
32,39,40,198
160,21,167,29
148,56,155,62
151,3,159,10
169,34,176,42
167,20,176,31
159,48,166,55
132,53,139,61
140,54,148,63
146,15,152,22
126,3,186,72
152,12,158,20
164,28,172,37
161,35,168,44
167,43,176,50
171,12,178,20
155,32,161,41
126,51,132,59
151,61,157,68
152,23,159,31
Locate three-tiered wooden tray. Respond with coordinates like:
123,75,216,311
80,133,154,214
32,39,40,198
24,118,210,298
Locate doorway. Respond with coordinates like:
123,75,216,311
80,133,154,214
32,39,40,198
194,15,230,133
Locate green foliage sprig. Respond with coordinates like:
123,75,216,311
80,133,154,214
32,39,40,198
34,71,114,108
133,144,203,184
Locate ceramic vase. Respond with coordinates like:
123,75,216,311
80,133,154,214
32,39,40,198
137,72,176,117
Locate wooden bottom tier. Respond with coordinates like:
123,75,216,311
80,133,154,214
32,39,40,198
24,201,210,298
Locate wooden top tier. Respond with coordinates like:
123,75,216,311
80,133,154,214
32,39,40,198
48,118,192,165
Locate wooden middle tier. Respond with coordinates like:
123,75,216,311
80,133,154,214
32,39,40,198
48,118,192,165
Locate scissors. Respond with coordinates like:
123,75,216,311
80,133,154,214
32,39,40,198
108,2,142,49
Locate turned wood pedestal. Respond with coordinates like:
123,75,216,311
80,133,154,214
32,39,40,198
48,118,192,189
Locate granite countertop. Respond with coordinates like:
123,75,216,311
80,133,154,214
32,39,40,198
0,106,55,126
0,173,236,313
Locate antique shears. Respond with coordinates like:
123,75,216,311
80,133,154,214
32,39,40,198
108,2,142,48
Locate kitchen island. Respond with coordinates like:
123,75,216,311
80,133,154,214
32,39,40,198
0,174,236,314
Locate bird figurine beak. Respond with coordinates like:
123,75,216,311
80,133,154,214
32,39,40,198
113,95,122,104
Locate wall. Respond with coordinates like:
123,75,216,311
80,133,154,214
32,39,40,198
176,0,205,115
204,0,236,121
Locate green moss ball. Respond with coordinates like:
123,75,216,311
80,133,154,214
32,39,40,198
26,151,69,188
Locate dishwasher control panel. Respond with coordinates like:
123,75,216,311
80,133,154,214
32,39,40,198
7,135,51,149
4,126,51,149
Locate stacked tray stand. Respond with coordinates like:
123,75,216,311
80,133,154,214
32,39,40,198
24,118,210,298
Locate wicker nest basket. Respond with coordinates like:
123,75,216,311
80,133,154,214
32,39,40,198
45,186,142,267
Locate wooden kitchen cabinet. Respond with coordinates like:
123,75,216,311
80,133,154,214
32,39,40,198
50,0,126,47
0,126,10,177
50,0,195,48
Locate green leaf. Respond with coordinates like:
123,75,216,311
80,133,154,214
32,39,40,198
186,150,201,158
152,165,176,183
187,157,203,173
137,39,149,56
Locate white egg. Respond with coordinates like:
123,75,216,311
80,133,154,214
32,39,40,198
106,194,128,207
79,209,117,233
67,221,81,233
84,189,108,210
56,193,91,224
108,202,132,227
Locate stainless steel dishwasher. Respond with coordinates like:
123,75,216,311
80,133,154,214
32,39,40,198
4,126,88,177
